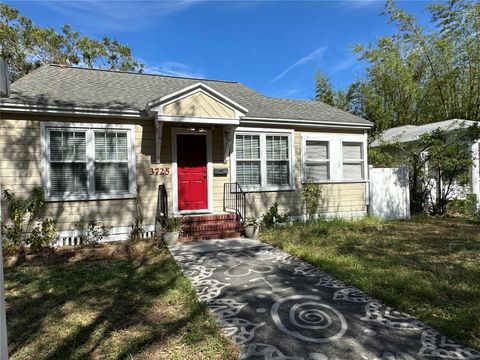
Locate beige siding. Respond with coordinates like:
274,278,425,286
243,128,367,218
0,114,367,234
0,114,231,232
164,91,235,118
0,115,167,231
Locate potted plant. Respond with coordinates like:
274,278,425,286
163,218,181,245
244,217,259,238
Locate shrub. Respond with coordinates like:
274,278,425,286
1,187,57,255
446,194,478,217
261,202,289,229
73,216,109,246
164,218,181,232
302,182,323,221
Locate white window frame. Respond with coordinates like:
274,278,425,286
231,127,294,192
301,132,368,183
303,140,331,182
41,122,136,201
341,141,365,181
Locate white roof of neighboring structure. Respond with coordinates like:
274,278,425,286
371,119,478,146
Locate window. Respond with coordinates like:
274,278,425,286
236,134,261,186
94,132,129,193
266,136,290,185
42,123,135,200
234,131,293,190
342,142,364,180
304,140,329,182
301,134,366,183
50,131,87,195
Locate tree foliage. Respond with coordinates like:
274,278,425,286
314,0,480,133
0,3,144,81
377,122,480,215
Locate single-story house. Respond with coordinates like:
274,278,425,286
371,119,480,207
0,65,373,244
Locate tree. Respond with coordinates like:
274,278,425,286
314,71,335,106
320,0,480,133
0,3,143,81
376,122,480,215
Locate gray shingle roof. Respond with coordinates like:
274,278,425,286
371,119,478,146
3,65,372,126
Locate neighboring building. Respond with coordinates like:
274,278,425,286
371,119,480,206
0,65,373,243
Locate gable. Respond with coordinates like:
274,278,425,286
163,90,236,119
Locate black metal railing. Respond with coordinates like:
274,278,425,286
223,182,246,222
156,183,168,229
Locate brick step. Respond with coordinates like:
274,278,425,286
180,213,238,224
180,231,244,242
182,222,242,233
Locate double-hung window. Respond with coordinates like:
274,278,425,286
301,134,366,183
266,135,290,186
234,131,293,191
42,123,136,200
342,142,365,180
304,140,329,182
235,134,261,186
49,130,88,195
94,132,129,193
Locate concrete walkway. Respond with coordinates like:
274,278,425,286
169,239,479,360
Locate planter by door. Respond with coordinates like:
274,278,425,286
177,134,208,211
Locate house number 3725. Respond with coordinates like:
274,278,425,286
149,168,171,175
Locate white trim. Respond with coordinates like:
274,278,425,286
147,82,248,114
1,101,141,118
301,132,367,184
241,117,373,129
231,128,295,192
53,224,156,247
157,115,240,125
290,210,368,222
40,122,137,201
155,120,163,164
171,128,213,215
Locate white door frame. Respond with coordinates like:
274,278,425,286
172,127,213,215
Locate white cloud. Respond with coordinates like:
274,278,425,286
273,89,300,98
328,56,358,74
40,1,201,32
143,61,205,78
271,47,327,83
340,0,383,8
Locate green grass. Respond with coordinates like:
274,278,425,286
5,240,239,360
260,215,480,349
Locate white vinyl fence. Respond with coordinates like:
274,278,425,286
369,166,410,220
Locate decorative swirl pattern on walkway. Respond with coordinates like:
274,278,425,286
171,242,479,360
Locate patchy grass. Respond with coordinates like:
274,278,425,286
5,240,239,360
260,216,480,349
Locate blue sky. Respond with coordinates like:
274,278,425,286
8,0,433,99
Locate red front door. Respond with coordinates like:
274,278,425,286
177,134,208,211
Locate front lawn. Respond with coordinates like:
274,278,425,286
260,216,480,349
4,240,239,360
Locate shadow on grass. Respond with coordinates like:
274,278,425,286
5,241,233,359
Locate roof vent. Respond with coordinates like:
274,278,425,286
0,58,10,98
